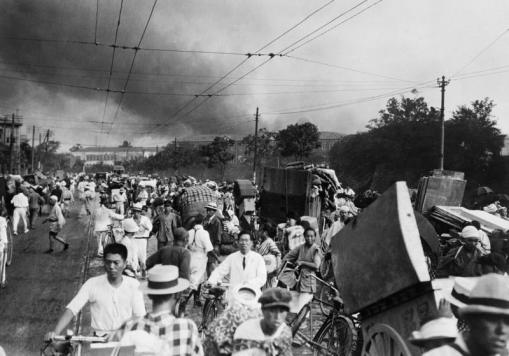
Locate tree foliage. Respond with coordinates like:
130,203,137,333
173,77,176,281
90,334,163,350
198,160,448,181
200,136,235,176
241,128,278,164
277,122,320,160
330,96,505,191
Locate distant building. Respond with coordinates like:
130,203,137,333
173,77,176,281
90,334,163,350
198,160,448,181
70,146,158,166
318,131,344,152
0,114,22,147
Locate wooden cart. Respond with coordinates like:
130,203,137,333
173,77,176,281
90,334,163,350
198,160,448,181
331,182,449,356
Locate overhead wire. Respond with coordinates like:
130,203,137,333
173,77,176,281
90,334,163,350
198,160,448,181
106,0,159,134
99,0,125,134
451,27,509,78
148,0,336,132
282,0,383,55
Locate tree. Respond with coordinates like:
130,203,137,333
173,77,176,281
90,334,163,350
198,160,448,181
200,136,235,178
329,96,504,191
277,122,320,160
444,98,505,186
119,140,132,148
241,128,278,165
69,143,83,152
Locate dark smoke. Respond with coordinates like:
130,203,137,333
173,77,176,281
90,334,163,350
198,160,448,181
0,0,253,144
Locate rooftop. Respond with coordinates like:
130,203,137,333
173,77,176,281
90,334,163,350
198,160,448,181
73,146,159,153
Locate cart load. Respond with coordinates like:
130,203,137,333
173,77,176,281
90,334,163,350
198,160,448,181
331,181,451,355
176,185,216,228
234,179,256,215
259,166,340,223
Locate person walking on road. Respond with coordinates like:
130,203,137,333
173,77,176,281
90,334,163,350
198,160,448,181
11,189,29,235
27,186,44,230
94,197,124,257
60,182,73,218
43,196,68,253
131,203,152,278
152,198,179,250
114,265,203,356
46,243,146,339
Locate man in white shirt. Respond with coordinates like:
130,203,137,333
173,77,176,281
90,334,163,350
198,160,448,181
207,231,267,297
131,203,152,277
45,243,146,338
112,187,127,215
11,190,29,235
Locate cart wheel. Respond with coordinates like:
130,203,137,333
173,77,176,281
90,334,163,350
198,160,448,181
313,315,357,356
361,324,411,356
6,221,13,266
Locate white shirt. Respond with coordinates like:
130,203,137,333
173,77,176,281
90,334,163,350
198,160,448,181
188,225,213,255
11,193,29,208
133,216,153,238
94,206,124,232
66,274,145,333
208,251,267,292
0,217,8,247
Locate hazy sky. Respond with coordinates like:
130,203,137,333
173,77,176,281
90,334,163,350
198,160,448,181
0,0,508,150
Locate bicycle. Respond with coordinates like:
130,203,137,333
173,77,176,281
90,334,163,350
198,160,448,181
41,333,108,356
198,282,229,335
285,271,358,356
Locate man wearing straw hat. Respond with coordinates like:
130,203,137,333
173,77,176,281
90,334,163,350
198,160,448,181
424,273,509,356
115,265,203,355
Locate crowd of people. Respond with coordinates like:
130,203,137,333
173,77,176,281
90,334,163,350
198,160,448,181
2,171,509,355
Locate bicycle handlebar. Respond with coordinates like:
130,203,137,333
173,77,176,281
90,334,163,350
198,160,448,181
51,335,108,343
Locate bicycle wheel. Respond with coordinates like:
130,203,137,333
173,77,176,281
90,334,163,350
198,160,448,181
313,315,357,356
6,220,13,266
0,248,6,289
291,304,310,337
200,299,217,333
318,283,336,316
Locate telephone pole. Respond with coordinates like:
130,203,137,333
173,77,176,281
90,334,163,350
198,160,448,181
9,113,15,173
31,125,35,173
437,76,450,171
252,107,259,182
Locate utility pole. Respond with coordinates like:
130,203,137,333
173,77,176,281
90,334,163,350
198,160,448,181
174,137,177,152
31,125,35,173
437,76,450,171
9,113,15,173
252,107,259,183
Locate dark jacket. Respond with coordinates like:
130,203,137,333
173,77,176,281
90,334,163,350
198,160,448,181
146,246,191,280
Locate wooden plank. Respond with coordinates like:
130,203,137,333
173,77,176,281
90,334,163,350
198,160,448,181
331,181,430,314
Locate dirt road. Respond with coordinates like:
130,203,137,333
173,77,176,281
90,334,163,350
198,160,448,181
0,203,92,355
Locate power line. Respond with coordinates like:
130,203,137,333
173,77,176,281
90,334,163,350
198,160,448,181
151,0,338,134
452,27,509,78
107,0,159,133
286,55,414,83
255,0,335,52
94,0,100,44
99,0,125,134
277,0,369,54
263,81,434,115
283,0,384,55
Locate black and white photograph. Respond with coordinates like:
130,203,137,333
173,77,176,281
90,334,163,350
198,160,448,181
1,1,509,355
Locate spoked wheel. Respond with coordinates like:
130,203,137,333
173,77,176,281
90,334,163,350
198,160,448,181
291,304,310,337
361,324,411,356
0,248,7,289
6,220,13,266
318,283,336,316
199,300,217,335
313,315,357,356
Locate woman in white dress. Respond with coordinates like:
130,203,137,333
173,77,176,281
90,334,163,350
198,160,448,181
187,214,215,305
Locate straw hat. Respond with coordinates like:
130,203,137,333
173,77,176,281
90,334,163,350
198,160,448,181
408,317,457,346
144,265,189,295
205,201,218,210
459,273,509,316
231,284,261,307
442,276,480,308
